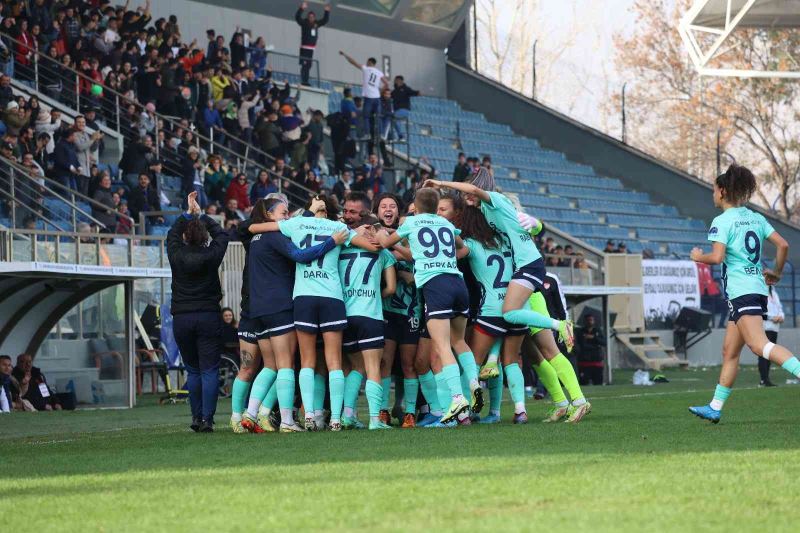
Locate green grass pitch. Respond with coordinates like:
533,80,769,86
2,367,799,532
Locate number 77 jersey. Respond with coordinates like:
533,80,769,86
708,206,774,300
339,246,397,318
396,213,462,287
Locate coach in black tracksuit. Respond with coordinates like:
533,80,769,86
167,204,230,432
296,2,331,85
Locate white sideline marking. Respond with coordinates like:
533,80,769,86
590,385,760,401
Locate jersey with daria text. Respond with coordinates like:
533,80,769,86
708,206,774,300
278,216,354,300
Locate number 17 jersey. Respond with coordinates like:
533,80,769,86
708,206,774,300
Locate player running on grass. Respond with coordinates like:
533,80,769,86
243,198,347,433
689,164,800,423
458,205,530,424
425,169,575,352
377,188,482,424
338,214,397,430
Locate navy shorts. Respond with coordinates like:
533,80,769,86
511,258,546,291
237,315,259,343
422,274,469,321
473,316,528,338
343,316,385,354
727,294,768,323
384,311,421,346
293,296,348,333
253,310,295,340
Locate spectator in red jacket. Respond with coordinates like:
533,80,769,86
224,173,251,213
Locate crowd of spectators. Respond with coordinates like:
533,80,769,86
541,237,589,269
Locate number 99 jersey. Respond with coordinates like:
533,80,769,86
708,206,774,300
396,213,462,287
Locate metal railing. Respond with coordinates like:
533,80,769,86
262,50,321,88
0,32,320,209
0,157,135,234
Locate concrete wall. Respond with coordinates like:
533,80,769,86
445,62,800,264
151,0,447,96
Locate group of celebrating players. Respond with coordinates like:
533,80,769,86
221,167,591,433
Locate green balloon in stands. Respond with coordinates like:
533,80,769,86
91,84,103,96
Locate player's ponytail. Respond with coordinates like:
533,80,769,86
460,206,501,250
716,163,756,205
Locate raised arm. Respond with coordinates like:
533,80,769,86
391,243,413,262
381,265,396,299
319,4,331,26
351,234,380,252
339,50,362,69
690,242,726,265
377,229,402,249
424,178,491,203
295,3,306,25
278,230,348,264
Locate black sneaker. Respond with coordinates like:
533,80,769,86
268,408,280,430
190,416,202,432
759,380,777,387
198,418,214,432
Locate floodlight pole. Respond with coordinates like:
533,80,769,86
532,39,537,100
621,82,628,144
716,127,721,175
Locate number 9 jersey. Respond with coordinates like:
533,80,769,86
396,213,462,287
708,206,774,300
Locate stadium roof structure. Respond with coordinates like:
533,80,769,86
678,0,800,78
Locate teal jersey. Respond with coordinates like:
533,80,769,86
395,213,461,287
278,216,354,300
481,191,541,270
464,238,513,317
339,245,396,318
708,206,775,300
382,260,417,315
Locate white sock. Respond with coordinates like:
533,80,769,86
710,398,725,411
431,409,443,416
490,409,500,417
246,398,261,418
452,393,465,403
370,416,380,424
556,400,569,408
514,401,526,414
486,353,499,364
469,378,479,390
230,412,242,422
551,319,560,330
572,398,586,407
258,405,271,417
343,406,354,418
314,409,323,418
280,408,293,425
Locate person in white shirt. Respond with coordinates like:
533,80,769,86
339,51,388,139
761,285,785,387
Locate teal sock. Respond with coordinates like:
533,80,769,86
313,373,326,413
434,371,451,411
504,363,526,413
328,370,345,421
488,364,504,414
262,379,278,412
709,384,732,411
418,370,441,414
457,352,479,389
442,363,463,399
459,366,471,397
365,379,383,418
381,376,391,410
246,368,277,417
781,357,800,378
276,368,295,410
299,368,315,417
231,378,250,416
487,338,502,364
403,378,419,414
343,370,363,416
503,308,558,330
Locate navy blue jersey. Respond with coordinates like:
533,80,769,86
236,220,254,316
248,231,337,318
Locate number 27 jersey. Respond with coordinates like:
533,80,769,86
708,206,774,300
